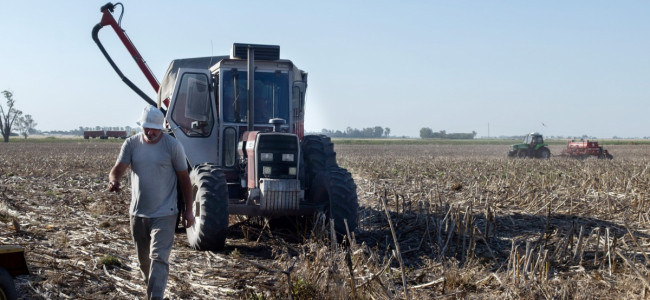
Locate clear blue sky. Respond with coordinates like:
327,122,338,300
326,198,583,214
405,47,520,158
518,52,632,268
1,1,648,138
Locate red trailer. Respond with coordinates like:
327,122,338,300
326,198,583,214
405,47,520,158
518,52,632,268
561,140,613,159
83,130,106,139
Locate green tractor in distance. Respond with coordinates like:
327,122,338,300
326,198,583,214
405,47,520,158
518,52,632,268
507,132,551,159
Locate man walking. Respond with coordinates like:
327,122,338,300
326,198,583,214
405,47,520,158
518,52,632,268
108,105,194,300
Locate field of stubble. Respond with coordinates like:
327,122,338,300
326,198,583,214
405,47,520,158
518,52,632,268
2,140,650,299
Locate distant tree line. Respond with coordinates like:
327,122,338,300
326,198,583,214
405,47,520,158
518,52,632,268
315,126,391,138
420,128,477,139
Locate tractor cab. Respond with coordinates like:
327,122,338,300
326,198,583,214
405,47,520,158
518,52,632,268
156,44,308,169
523,132,544,148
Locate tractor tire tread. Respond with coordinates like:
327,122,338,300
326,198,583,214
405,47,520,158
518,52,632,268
302,135,338,184
186,163,229,251
328,167,358,235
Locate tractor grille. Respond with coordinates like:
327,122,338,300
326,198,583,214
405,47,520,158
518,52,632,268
260,179,303,212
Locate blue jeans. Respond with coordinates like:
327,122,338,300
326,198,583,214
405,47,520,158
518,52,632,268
130,214,176,300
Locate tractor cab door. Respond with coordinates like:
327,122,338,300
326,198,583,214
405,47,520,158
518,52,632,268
532,135,543,149
167,68,219,166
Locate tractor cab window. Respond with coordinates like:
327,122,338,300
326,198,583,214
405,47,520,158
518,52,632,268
222,70,289,124
524,135,543,146
171,73,214,137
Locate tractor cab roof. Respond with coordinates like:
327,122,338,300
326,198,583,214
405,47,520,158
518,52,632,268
156,54,304,109
523,132,545,145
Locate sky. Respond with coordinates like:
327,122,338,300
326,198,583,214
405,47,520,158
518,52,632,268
1,1,649,138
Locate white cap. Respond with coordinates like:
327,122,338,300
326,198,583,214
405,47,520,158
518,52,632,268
136,105,164,130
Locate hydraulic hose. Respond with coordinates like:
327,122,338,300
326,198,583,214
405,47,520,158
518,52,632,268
92,23,164,114
92,2,165,114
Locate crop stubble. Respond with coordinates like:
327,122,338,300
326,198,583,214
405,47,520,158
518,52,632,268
1,142,650,299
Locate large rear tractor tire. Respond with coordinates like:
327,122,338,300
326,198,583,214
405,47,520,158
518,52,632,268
309,167,359,237
301,135,337,186
186,163,229,251
538,147,551,159
0,267,16,300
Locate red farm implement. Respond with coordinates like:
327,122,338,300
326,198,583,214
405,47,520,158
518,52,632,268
560,140,613,159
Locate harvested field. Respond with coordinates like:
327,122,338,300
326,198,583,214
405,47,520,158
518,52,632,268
2,141,650,299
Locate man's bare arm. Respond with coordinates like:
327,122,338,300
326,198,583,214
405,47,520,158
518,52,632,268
176,169,195,227
108,162,129,192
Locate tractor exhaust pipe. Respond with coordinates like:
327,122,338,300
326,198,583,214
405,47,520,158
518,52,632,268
247,47,255,132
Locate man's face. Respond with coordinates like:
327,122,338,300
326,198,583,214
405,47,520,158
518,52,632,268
143,127,162,143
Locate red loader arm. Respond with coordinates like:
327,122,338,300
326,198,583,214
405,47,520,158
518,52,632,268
92,2,163,112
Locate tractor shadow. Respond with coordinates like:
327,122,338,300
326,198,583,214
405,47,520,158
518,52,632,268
190,207,650,273
353,206,650,269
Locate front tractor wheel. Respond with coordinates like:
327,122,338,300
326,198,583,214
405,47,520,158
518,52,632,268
517,149,528,158
186,163,229,251
301,135,337,186
309,167,359,237
538,147,551,159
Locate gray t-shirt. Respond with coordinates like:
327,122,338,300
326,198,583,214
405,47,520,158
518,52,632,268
117,133,188,217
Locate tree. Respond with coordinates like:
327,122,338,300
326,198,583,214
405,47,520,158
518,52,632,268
373,126,384,138
16,116,26,139
18,114,37,139
420,127,433,138
384,127,391,137
0,91,23,143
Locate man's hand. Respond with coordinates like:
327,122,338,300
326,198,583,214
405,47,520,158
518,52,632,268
182,209,195,228
108,162,128,193
108,180,121,192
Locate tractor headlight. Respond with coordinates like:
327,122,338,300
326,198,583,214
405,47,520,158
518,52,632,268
260,153,273,161
263,166,272,175
288,167,297,176
282,153,294,162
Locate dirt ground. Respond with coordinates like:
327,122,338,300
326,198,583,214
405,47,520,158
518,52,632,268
2,141,650,299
